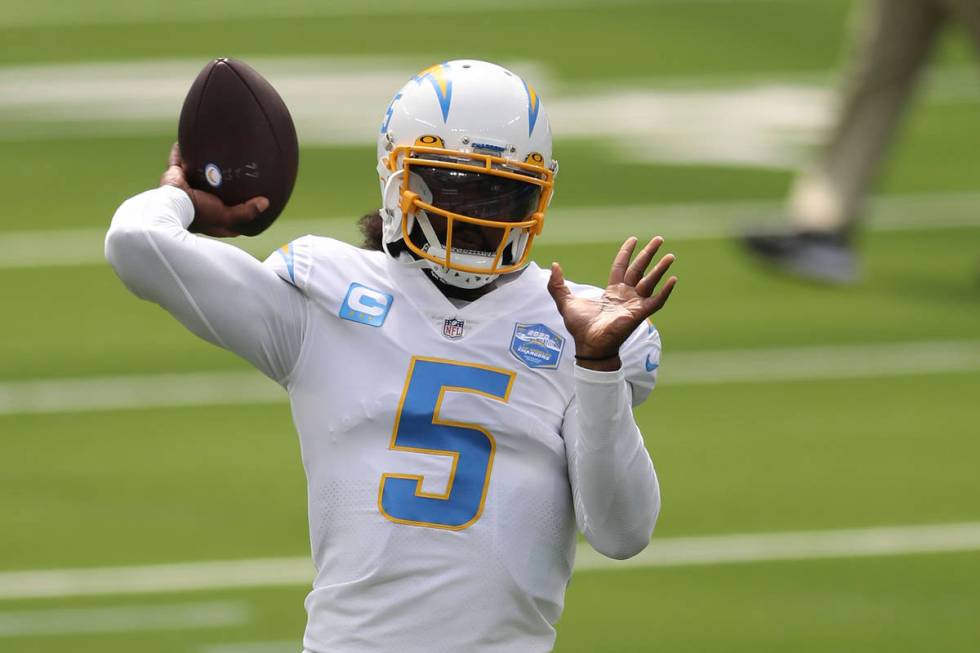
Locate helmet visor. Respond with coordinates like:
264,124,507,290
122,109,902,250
412,162,543,223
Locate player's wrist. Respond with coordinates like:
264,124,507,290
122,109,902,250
574,351,622,372
152,184,196,228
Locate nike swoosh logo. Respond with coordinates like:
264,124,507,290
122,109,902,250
645,354,659,372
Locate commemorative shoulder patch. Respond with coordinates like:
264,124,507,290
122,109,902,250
510,322,565,370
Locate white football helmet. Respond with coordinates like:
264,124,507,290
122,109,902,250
377,60,558,289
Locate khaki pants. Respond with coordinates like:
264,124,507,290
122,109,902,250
790,0,980,233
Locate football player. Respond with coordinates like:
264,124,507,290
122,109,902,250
105,60,676,652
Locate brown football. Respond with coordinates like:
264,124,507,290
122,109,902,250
178,58,299,236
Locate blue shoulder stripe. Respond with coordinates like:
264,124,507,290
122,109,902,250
276,243,296,284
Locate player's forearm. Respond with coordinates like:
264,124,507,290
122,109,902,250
570,365,660,560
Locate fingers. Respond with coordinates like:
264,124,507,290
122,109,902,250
161,142,190,190
635,252,676,297
168,141,183,168
547,262,573,312
200,225,241,238
642,275,678,315
190,194,269,237
624,236,664,286
608,237,638,286
226,196,270,224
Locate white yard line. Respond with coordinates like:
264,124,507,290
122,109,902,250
201,643,298,653
0,0,805,29
574,522,980,571
665,340,980,385
0,371,281,416
3,192,980,271
1,57,975,165
0,600,249,637
0,523,978,601
0,559,312,601
2,340,979,417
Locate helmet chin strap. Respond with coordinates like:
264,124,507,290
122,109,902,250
423,244,500,289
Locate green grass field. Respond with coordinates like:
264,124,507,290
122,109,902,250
2,1,980,651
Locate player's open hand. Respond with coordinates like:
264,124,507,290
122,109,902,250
160,142,269,238
547,236,677,371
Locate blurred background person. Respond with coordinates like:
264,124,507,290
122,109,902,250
742,0,980,284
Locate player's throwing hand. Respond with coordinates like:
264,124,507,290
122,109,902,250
548,236,677,371
160,143,269,238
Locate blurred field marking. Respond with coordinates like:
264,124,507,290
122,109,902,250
0,0,805,28
575,522,980,571
663,340,980,385
0,600,249,636
0,371,282,415
1,58,975,165
1,523,979,600
0,558,313,601
202,643,297,653
3,191,980,270
1,66,826,167
3,340,980,416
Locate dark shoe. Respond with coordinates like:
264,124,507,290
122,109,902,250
741,228,857,284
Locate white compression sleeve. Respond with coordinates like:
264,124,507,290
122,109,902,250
104,185,307,385
563,364,661,560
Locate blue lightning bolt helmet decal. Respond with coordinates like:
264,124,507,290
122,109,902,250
522,79,540,136
414,63,453,122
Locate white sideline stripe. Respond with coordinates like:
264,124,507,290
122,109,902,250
0,600,249,637
1,523,979,601
3,192,980,270
2,340,980,417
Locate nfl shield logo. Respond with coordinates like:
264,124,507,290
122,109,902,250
443,318,465,339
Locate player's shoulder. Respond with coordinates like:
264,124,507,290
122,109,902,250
262,235,387,293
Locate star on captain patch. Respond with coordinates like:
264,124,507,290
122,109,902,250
442,317,465,339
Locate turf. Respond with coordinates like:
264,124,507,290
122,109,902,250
2,1,980,651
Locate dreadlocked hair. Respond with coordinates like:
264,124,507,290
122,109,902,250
358,210,411,257
358,211,384,251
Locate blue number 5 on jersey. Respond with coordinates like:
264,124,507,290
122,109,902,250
379,357,515,530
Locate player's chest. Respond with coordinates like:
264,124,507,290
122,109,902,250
299,284,576,436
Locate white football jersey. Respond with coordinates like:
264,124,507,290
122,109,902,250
263,236,661,652
106,186,661,653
